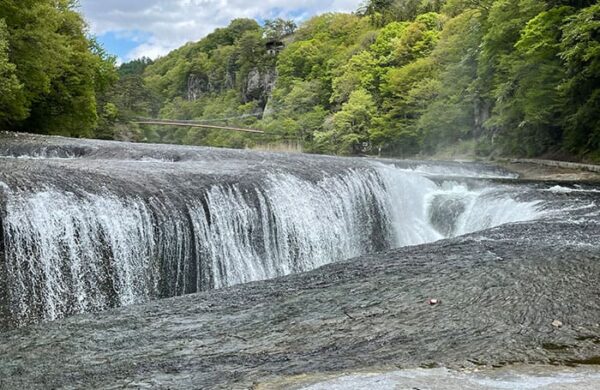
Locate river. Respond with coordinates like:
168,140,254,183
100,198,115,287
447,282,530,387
0,132,599,388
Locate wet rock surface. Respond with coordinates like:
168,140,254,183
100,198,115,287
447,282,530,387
499,160,600,182
1,212,599,389
0,133,599,388
0,132,530,329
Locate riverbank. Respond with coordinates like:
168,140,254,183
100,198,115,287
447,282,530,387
424,139,600,182
497,159,600,182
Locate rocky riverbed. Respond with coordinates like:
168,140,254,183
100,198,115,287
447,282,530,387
1,201,599,388
1,133,599,389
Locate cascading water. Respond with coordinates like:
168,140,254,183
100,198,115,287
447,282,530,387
0,136,545,328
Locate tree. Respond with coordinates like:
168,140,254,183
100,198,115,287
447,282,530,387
263,18,297,40
359,0,428,24
381,56,439,153
498,6,574,156
118,57,153,77
277,39,331,85
359,0,396,26
392,12,444,65
559,3,600,158
332,89,377,154
419,9,484,152
331,50,379,105
0,19,26,125
371,22,409,64
0,0,117,136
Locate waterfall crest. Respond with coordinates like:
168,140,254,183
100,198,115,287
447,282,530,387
0,144,543,327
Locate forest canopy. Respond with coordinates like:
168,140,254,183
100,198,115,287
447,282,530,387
0,1,598,161
0,0,117,137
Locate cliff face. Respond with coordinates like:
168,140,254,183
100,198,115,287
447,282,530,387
186,73,209,101
141,18,281,124
241,67,277,107
186,66,277,109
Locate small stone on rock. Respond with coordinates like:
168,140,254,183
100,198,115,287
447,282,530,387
552,320,563,328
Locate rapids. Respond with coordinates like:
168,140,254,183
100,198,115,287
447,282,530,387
1,133,599,389
0,133,542,328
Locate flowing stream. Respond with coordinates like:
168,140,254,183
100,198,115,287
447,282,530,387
1,134,600,389
0,144,542,328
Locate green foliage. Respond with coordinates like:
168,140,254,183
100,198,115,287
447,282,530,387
370,22,410,63
379,56,440,154
315,89,377,154
360,0,442,25
559,3,600,156
418,10,483,152
7,0,588,160
0,0,117,136
331,89,377,154
118,57,153,77
392,12,445,65
263,18,297,40
493,6,574,156
0,19,26,124
331,50,379,105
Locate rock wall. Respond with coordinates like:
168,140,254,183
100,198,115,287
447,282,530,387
186,66,278,113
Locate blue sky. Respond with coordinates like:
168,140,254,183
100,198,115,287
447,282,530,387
79,0,363,63
95,30,153,61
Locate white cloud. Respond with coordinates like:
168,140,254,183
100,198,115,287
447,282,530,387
80,0,364,61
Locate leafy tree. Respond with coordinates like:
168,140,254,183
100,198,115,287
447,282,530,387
370,22,410,64
331,89,377,154
119,57,154,77
277,39,331,85
495,6,574,156
0,0,117,136
359,0,397,25
392,12,444,65
559,3,600,158
442,0,494,16
419,9,485,152
331,50,379,105
263,19,297,40
0,19,26,124
478,0,546,104
381,57,439,153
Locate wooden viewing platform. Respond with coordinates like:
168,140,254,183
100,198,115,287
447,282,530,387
134,119,264,134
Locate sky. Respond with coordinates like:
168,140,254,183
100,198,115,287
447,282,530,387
79,0,364,63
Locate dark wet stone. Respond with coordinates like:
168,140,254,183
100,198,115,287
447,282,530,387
0,133,598,388
0,217,598,389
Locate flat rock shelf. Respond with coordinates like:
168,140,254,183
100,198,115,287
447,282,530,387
0,133,599,389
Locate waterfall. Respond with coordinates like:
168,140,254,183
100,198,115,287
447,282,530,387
0,162,543,327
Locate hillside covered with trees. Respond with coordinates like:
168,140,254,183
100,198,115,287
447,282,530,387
0,0,598,161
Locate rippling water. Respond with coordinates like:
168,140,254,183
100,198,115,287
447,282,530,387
0,139,544,328
0,133,599,389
